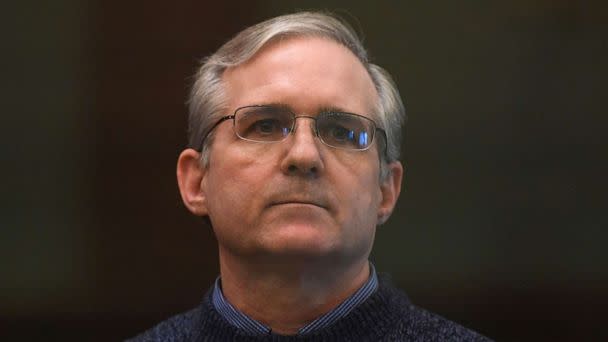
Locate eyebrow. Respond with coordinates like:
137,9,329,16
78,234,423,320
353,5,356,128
259,102,354,115
317,105,353,115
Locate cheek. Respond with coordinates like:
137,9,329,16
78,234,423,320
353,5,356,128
204,158,266,250
349,183,381,227
334,153,382,203
332,161,382,226
205,145,276,215
332,177,380,254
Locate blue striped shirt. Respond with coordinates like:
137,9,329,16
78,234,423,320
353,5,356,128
211,264,379,335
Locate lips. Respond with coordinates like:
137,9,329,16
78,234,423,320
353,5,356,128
268,196,329,210
265,185,331,211
271,200,326,209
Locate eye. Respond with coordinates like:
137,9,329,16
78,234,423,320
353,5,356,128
254,119,279,135
317,111,373,149
235,106,292,141
328,125,354,142
318,113,360,147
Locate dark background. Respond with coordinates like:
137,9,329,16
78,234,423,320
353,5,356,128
2,1,607,341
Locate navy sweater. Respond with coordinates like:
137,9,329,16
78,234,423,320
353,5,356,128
127,276,490,341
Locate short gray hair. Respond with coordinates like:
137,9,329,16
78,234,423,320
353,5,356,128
187,11,406,178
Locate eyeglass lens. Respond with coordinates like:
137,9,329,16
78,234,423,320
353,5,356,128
234,106,375,150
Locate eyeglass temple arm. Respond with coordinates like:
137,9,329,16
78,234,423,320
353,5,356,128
376,128,389,159
197,115,235,151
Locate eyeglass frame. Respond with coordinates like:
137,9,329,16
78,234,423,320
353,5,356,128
196,105,388,157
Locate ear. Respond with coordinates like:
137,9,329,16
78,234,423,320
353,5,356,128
176,148,209,216
377,161,404,225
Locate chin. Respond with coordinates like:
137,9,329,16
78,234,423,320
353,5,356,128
260,222,340,257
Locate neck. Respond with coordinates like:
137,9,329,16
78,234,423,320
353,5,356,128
218,248,370,335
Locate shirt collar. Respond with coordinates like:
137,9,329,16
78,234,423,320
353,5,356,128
212,263,379,336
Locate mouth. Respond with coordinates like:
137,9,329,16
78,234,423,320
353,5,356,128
269,200,327,210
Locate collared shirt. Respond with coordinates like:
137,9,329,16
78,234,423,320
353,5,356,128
211,263,379,335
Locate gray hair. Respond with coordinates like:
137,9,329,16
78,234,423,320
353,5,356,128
187,11,406,179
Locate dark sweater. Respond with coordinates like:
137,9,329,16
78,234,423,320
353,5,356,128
127,276,490,341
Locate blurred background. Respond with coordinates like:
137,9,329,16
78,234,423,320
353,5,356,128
2,1,606,341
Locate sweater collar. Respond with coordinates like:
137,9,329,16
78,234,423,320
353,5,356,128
211,263,379,336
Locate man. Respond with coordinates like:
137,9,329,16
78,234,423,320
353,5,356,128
129,12,489,341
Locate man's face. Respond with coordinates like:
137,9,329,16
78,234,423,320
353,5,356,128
193,37,400,263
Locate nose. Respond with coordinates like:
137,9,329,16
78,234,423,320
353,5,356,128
279,116,325,177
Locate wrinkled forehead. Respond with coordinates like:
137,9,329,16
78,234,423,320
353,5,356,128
222,36,379,119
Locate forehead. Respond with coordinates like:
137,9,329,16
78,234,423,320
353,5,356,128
222,36,378,117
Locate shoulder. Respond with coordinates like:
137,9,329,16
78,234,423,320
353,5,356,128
392,303,491,341
125,306,202,342
377,275,492,341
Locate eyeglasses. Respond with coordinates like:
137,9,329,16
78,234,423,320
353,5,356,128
200,105,387,152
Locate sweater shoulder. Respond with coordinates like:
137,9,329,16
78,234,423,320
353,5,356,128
393,302,491,341
375,275,491,341
125,306,201,342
